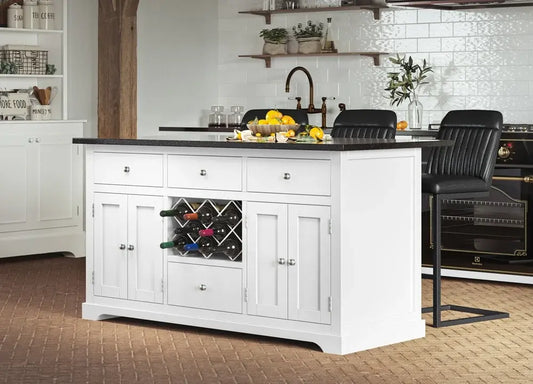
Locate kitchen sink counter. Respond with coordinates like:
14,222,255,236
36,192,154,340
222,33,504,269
73,134,449,151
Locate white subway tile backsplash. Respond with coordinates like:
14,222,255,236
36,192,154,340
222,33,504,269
220,1,533,125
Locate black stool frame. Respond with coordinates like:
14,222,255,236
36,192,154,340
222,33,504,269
423,191,510,327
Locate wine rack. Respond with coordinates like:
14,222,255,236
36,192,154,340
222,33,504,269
163,197,242,262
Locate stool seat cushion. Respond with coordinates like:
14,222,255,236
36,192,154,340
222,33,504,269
422,174,489,195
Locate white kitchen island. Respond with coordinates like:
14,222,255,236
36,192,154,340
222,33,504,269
74,134,448,355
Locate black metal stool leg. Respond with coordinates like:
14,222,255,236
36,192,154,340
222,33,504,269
422,193,510,327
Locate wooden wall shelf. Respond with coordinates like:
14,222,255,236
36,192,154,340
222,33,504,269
238,5,388,23
238,52,387,68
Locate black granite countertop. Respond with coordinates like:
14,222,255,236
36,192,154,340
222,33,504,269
73,135,451,152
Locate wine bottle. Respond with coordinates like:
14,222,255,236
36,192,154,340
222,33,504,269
160,203,191,218
198,222,228,241
174,221,202,236
160,235,188,250
220,238,241,259
183,205,218,224
198,236,217,256
212,207,240,226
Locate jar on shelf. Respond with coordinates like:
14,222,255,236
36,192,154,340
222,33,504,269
7,3,23,29
23,0,39,29
38,0,55,30
208,106,227,128
228,106,244,128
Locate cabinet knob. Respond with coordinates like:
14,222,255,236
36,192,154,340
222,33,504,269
283,173,291,180
288,259,296,266
124,166,130,173
127,245,134,251
28,138,34,143
119,244,126,250
35,138,40,143
278,258,286,265
199,284,207,291
200,169,207,176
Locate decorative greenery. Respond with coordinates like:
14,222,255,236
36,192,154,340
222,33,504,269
385,54,432,106
259,28,289,43
292,20,324,39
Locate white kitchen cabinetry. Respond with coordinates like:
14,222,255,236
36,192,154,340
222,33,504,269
93,193,164,303
0,121,84,258
247,202,331,324
82,145,425,355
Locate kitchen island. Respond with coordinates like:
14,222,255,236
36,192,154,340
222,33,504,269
74,134,448,355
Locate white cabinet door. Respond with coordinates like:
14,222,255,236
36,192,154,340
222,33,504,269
93,193,164,303
35,134,82,228
0,135,30,230
127,195,164,303
93,193,128,299
247,202,331,324
288,205,331,324
246,202,288,319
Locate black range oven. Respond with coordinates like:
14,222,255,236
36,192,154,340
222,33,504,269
422,124,533,284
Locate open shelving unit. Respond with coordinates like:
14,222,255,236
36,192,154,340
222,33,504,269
239,51,387,67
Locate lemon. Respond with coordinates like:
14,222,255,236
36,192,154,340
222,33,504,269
257,119,268,125
266,110,283,120
286,129,296,137
397,120,408,130
267,118,281,125
281,115,296,125
309,127,324,141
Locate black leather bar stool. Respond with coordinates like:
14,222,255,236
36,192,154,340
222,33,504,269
331,109,397,139
240,109,309,129
422,109,509,327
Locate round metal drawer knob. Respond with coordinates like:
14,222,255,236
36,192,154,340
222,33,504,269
200,169,207,176
278,258,286,265
288,259,296,266
124,166,130,173
127,245,134,251
199,284,207,291
119,244,126,250
283,173,291,180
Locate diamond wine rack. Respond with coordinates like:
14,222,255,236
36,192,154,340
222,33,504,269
164,197,242,262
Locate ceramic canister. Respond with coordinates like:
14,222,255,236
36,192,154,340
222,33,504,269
7,3,23,29
38,0,55,30
23,0,39,29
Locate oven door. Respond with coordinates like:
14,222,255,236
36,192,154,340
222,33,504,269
422,167,533,276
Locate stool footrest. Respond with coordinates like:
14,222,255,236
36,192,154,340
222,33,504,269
422,305,509,327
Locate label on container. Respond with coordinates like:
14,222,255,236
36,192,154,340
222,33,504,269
0,93,30,119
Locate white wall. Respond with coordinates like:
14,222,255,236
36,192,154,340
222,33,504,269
67,0,98,137
219,0,533,127
137,0,219,135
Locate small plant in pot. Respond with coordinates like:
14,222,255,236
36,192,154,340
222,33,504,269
260,28,289,55
292,21,324,54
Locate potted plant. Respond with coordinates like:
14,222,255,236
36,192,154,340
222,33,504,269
292,21,324,54
385,54,432,129
260,28,289,55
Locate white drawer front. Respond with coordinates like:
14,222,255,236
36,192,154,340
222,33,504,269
247,158,331,196
168,155,242,191
167,263,242,313
94,152,164,187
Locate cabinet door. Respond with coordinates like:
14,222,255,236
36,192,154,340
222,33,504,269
93,193,128,299
288,205,331,324
127,195,164,303
34,134,82,228
0,135,30,231
246,202,288,319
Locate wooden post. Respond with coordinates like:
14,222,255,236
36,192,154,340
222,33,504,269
98,0,139,138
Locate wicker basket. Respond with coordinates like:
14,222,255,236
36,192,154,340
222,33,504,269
3,49,48,75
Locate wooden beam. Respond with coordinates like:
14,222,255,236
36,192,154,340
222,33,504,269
98,0,139,139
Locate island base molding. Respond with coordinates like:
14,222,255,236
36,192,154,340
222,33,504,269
0,229,85,259
82,302,425,355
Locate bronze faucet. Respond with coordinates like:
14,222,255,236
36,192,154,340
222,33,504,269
285,66,328,128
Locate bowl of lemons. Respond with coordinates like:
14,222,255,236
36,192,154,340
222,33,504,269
247,110,299,136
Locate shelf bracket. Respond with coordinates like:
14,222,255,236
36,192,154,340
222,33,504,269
360,53,381,66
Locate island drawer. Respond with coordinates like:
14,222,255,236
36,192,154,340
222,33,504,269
246,157,331,196
93,152,164,187
167,155,242,191
167,263,242,313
